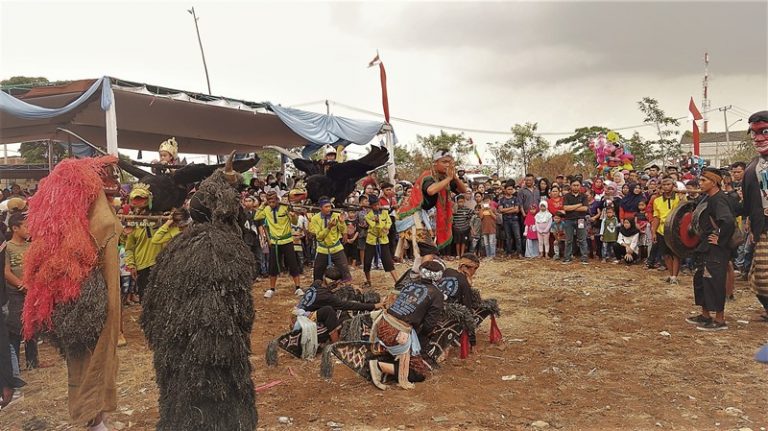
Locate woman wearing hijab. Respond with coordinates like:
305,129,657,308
591,177,605,200
614,218,640,264
612,171,625,190
619,183,644,221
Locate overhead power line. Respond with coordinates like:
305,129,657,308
291,99,732,137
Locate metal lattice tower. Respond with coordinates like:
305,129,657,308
702,52,711,133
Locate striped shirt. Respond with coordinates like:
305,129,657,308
453,206,473,231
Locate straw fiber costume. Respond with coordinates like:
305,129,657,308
140,154,257,430
22,156,122,426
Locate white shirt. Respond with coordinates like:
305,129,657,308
618,233,639,254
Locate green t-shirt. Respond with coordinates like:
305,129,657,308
5,240,29,285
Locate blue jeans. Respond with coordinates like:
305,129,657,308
483,234,497,258
502,218,522,255
602,241,615,260
564,219,589,261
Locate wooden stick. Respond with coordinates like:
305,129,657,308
117,214,171,221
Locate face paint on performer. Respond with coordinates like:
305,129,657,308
750,121,768,156
99,163,121,197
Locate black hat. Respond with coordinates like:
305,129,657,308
748,111,768,124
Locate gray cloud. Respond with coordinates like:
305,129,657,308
332,1,767,82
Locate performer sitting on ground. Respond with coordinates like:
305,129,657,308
397,149,467,270
309,197,352,283
255,191,303,298
368,260,445,390
437,253,483,349
438,253,481,308
364,194,399,287
295,266,383,344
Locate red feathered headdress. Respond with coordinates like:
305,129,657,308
22,155,118,339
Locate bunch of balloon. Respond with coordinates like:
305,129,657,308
588,131,634,175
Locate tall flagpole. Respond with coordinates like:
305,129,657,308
188,7,213,163
188,7,212,95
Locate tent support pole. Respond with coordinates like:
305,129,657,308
105,87,119,156
47,140,54,173
384,125,396,183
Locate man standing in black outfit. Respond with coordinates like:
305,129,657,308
685,168,736,331
562,179,590,265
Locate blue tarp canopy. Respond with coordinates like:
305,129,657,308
0,77,389,157
267,103,387,158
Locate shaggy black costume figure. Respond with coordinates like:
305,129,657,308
140,169,257,431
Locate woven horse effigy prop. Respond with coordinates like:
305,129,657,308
264,286,381,366
320,289,500,382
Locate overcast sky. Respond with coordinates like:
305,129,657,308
1,0,766,162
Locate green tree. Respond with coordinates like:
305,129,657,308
394,145,430,181
255,149,282,176
487,141,515,177
637,97,680,166
507,122,550,174
624,131,654,169
19,141,66,164
1,76,49,87
555,126,617,170
414,131,472,163
725,136,756,165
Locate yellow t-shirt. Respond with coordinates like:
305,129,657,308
309,212,345,254
652,194,681,235
254,205,293,245
365,209,392,245
124,224,163,271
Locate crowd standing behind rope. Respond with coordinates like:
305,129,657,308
1,111,768,424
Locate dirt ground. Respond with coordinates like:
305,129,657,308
2,258,768,431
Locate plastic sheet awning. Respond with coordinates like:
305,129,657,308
0,77,384,155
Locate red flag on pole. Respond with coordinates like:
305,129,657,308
689,97,703,156
368,52,390,124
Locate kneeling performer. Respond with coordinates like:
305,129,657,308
295,267,382,344
369,261,445,390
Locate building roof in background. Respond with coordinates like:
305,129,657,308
680,131,750,145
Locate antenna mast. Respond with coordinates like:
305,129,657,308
702,52,711,133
